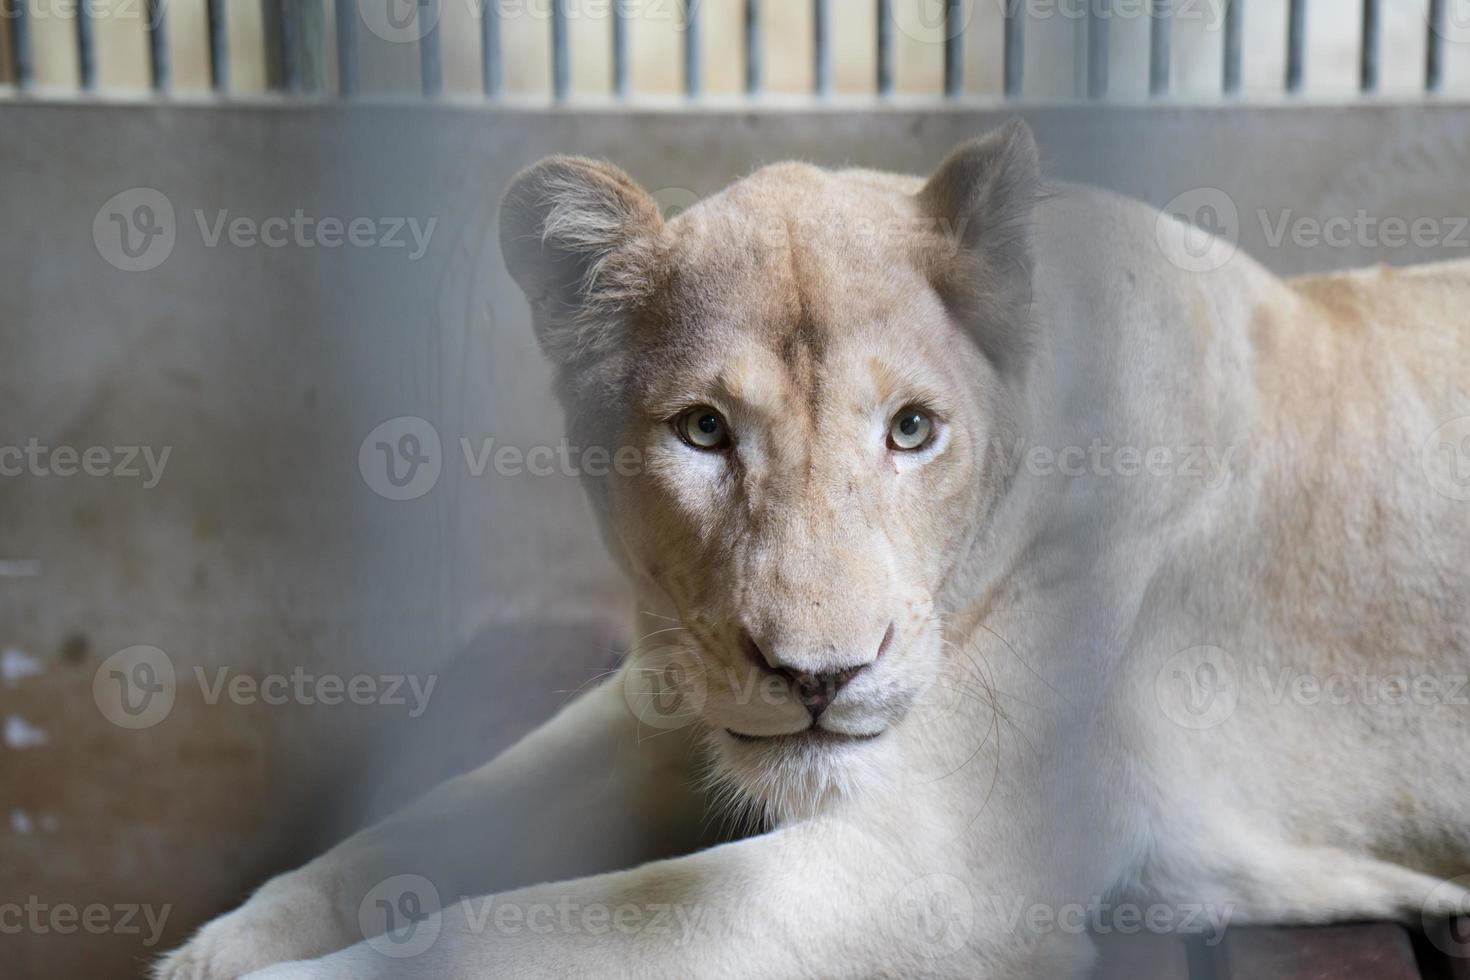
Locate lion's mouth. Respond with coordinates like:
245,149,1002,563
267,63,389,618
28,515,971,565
723,726,884,745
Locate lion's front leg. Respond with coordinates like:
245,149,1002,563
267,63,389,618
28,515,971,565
239,820,1097,980
153,670,711,979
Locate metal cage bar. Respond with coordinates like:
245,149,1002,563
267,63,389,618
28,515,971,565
5,0,32,90
612,0,628,97
944,0,962,97
1360,0,1379,92
146,0,169,91
1150,0,1170,96
335,0,357,96
0,0,1461,104
421,0,442,96
301,3,327,92
1223,0,1242,95
684,0,700,98
744,0,760,95
876,0,892,95
551,0,569,100
814,0,830,96
278,0,300,92
206,0,228,92
1004,0,1024,98
1087,2,1109,100
1286,0,1305,92
480,0,500,97
1426,0,1445,92
76,0,96,91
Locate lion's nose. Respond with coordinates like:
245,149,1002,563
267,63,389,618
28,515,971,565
788,666,866,719
741,622,895,720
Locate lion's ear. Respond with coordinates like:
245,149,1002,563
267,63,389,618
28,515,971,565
499,156,665,366
917,119,1042,372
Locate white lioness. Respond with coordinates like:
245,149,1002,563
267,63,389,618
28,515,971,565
157,121,1470,979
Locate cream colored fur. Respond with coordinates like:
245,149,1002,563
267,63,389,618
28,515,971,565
155,122,1470,979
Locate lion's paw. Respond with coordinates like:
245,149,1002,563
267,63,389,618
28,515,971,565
151,885,343,980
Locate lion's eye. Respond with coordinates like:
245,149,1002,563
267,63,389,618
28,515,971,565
677,407,731,450
887,407,934,451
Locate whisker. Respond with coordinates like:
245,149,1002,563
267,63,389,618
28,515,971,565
637,610,683,623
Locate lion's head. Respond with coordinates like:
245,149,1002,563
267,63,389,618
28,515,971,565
501,121,1041,817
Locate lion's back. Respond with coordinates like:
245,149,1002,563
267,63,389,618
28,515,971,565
1288,259,1470,375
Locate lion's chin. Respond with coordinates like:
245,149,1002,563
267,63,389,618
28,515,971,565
703,724,891,826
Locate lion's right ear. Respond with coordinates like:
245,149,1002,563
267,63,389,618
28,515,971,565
917,120,1042,374
499,156,665,366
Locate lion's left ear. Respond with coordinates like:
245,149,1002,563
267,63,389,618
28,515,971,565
917,119,1042,372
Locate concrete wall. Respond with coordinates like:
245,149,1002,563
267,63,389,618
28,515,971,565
2,101,1470,976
